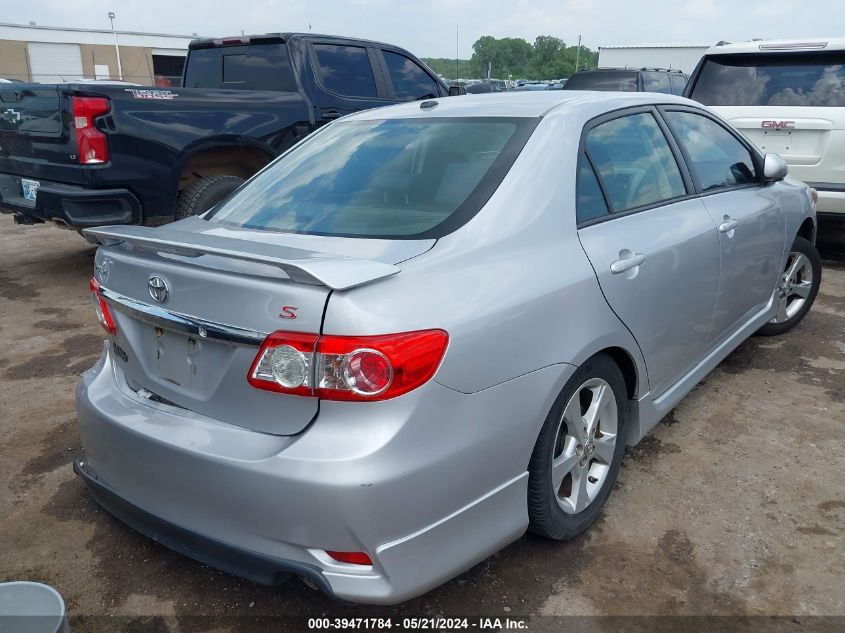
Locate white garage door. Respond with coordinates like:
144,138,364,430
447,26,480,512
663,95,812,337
27,43,84,83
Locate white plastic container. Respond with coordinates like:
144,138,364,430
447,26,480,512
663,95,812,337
0,582,69,633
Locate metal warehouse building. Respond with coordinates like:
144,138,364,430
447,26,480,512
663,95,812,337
597,44,711,74
0,22,197,86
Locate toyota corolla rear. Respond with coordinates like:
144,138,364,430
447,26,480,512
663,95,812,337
75,109,555,603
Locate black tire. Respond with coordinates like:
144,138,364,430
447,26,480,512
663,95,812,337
528,354,628,540
756,236,821,337
175,175,244,220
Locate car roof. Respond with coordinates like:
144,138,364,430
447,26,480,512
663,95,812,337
344,91,695,121
576,67,683,73
705,38,845,55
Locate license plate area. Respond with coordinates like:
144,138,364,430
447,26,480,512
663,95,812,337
152,328,203,388
21,178,40,203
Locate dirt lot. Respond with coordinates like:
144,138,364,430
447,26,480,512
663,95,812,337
1,215,843,632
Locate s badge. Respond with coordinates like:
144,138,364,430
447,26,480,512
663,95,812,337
279,306,298,319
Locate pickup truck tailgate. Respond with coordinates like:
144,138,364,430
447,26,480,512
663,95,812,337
0,85,64,136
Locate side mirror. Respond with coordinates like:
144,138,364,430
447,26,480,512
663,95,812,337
763,153,788,181
448,85,466,96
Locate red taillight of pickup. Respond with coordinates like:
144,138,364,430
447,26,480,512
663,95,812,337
248,330,449,401
72,96,110,165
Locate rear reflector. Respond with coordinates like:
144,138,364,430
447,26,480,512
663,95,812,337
248,329,448,401
89,277,116,335
72,96,111,165
326,551,373,566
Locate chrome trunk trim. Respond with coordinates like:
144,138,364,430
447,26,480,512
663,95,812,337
99,285,266,347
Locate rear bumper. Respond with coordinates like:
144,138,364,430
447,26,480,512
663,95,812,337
806,182,845,216
0,172,141,227
73,458,334,594
76,343,571,603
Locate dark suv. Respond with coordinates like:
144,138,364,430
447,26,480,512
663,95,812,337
563,68,688,94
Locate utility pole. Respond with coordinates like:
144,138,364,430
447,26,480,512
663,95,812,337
108,12,123,80
455,25,459,82
574,34,582,73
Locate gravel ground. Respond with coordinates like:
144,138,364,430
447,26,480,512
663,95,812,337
1,215,843,633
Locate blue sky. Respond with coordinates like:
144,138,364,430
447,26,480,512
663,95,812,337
4,0,842,58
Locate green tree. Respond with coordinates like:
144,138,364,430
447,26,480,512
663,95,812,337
425,35,599,82
421,57,471,80
533,36,564,68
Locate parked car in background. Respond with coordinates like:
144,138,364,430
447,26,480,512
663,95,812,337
564,67,688,94
0,33,461,230
76,91,818,604
686,38,845,218
511,82,550,91
465,82,492,94
464,79,509,94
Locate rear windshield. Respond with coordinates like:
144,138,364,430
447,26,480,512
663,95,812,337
183,44,297,91
564,71,639,92
205,117,536,239
689,53,845,107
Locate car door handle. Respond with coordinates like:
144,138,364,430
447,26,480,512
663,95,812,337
719,218,738,233
321,110,342,121
610,253,646,274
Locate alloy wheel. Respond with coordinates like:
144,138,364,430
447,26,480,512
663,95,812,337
771,251,814,324
551,377,618,514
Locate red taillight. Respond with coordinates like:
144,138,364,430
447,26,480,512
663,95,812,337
72,96,110,165
89,277,117,335
326,551,373,566
247,332,318,396
316,331,448,401
248,329,448,401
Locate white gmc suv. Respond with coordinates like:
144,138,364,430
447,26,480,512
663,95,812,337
686,38,845,217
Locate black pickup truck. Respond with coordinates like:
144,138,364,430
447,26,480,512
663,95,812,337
0,33,459,229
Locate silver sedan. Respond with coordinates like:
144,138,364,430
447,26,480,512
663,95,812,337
76,91,820,603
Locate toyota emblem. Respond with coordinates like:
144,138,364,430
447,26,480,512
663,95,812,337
148,275,169,303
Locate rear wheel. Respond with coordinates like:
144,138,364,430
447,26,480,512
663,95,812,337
528,354,627,540
175,175,244,220
757,236,821,337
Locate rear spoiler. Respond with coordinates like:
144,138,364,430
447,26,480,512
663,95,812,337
82,225,400,291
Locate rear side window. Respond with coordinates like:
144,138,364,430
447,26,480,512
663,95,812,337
689,53,845,106
664,111,757,191
564,71,639,92
314,44,378,98
221,46,297,91
576,154,609,223
383,51,440,100
585,113,686,212
642,72,672,94
669,74,688,95
183,48,221,87
206,118,535,238
185,45,296,91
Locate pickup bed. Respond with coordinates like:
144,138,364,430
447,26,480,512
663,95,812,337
0,33,456,229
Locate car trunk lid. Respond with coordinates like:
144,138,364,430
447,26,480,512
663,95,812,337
84,218,433,435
